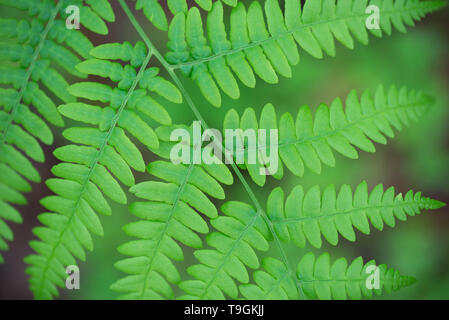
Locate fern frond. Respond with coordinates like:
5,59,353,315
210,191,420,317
134,0,238,31
266,181,445,248
0,0,113,263
241,253,417,300
166,0,446,106
111,160,233,299
180,182,442,299
222,85,434,186
25,41,182,299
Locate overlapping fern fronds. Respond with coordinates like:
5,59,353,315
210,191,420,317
25,40,183,299
152,84,435,186
165,0,446,106
179,181,443,299
265,181,445,248
19,0,447,301
0,0,113,263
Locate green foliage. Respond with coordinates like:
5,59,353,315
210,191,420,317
25,40,182,299
166,0,446,106
4,0,443,301
0,0,113,263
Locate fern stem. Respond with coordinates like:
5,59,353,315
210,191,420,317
34,47,154,298
119,0,305,299
0,0,63,146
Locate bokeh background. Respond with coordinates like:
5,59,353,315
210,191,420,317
0,0,448,299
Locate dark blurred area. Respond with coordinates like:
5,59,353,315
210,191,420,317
0,1,448,299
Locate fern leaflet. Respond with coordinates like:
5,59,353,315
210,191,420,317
221,84,434,186
134,0,238,31
241,253,417,300
265,181,445,248
165,0,446,106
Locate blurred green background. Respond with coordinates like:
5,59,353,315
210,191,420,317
0,1,448,299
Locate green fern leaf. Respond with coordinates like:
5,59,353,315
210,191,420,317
266,181,445,248
166,0,446,106
221,85,434,186
25,41,182,299
0,0,113,263
241,253,417,300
